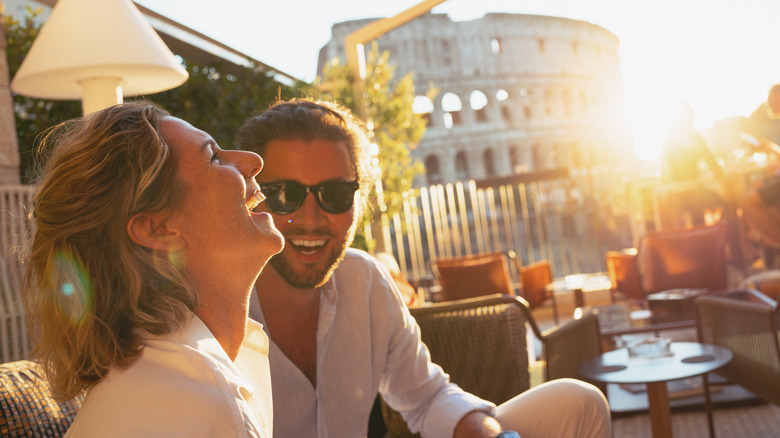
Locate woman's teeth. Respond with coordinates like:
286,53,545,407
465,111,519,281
247,190,266,210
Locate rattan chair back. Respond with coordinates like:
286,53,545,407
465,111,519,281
541,311,605,394
696,289,780,406
381,295,533,437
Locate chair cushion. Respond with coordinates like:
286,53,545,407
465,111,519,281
0,360,83,437
434,253,514,301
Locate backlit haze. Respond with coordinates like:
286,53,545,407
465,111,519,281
137,0,780,161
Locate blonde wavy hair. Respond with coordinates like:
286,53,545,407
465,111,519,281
23,101,197,400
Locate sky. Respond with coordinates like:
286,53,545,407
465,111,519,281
136,0,780,159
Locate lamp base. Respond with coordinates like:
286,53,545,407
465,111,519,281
79,77,123,115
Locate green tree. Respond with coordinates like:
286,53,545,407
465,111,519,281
307,44,434,250
5,8,300,183
152,65,303,150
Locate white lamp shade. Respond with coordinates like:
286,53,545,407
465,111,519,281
10,0,188,100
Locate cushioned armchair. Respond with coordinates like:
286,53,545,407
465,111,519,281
0,360,83,437
606,224,729,302
695,289,780,406
519,260,558,324
541,310,605,393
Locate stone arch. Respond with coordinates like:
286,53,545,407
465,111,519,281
545,89,555,116
490,37,502,54
470,90,488,123
483,148,496,177
455,150,469,180
414,95,434,127
425,154,442,185
441,92,463,129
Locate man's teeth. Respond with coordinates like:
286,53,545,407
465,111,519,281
290,239,327,248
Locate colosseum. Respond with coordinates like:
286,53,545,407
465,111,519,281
318,13,632,186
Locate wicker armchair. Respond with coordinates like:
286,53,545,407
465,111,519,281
0,360,83,437
381,295,532,437
541,310,605,393
695,289,780,406
380,295,604,437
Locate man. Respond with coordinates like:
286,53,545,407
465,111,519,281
738,85,780,257
237,98,610,438
746,83,780,146
657,100,727,230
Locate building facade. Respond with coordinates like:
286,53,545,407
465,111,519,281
319,13,632,185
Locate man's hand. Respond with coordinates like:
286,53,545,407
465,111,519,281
453,410,502,438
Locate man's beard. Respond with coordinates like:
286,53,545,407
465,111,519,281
270,222,357,289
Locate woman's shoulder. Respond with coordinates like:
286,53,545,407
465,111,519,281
69,349,243,436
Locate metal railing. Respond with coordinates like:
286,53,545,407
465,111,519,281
378,168,642,296
0,185,35,363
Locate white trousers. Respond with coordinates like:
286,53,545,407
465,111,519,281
496,379,611,438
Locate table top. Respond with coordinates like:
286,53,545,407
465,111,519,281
547,273,611,292
576,303,697,337
579,342,732,385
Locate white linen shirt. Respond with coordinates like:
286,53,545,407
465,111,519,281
65,314,272,437
249,248,495,438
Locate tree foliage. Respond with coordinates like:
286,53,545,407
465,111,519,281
152,66,302,151
5,8,300,183
306,44,434,250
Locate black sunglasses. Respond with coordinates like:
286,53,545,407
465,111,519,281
259,180,360,214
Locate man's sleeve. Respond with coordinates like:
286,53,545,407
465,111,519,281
373,265,496,438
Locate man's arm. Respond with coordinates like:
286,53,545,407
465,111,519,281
370,255,497,437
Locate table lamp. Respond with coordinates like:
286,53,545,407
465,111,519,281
10,0,188,115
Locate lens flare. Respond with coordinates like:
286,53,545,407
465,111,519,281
52,250,93,324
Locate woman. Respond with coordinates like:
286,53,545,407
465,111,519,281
23,101,283,437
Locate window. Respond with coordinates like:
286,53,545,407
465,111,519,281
509,147,520,173
532,143,544,170
490,38,501,54
470,90,488,123
483,148,496,177
545,90,555,116
414,95,434,127
501,106,512,122
455,151,469,180
425,155,442,185
442,92,463,129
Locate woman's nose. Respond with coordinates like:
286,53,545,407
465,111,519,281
228,150,263,177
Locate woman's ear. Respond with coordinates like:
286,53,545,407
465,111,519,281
127,212,185,252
